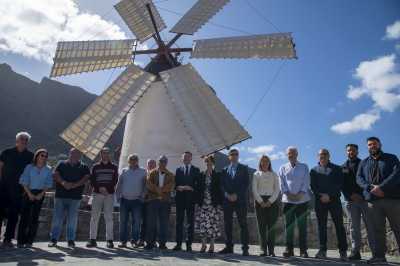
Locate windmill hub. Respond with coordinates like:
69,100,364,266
48,0,297,170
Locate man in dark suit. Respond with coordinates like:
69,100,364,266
219,148,250,256
173,151,200,252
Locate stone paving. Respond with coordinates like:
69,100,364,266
0,242,399,265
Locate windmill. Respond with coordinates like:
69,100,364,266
49,0,296,171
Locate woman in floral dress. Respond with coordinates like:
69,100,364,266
195,155,223,253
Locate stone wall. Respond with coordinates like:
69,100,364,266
33,192,400,255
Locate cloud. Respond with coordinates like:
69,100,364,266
332,53,400,134
331,110,381,134
247,145,276,154
0,0,127,63
246,145,286,161
385,20,400,40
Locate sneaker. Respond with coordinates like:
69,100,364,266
137,240,145,247
130,240,139,248
144,244,155,250
367,257,387,264
48,240,57,247
315,250,327,259
218,247,233,254
172,244,182,251
67,240,75,248
2,240,14,248
339,251,348,261
349,251,361,260
283,248,294,258
86,239,97,248
159,244,168,250
106,240,114,249
300,251,309,258
118,242,127,248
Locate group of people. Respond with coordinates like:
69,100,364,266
0,132,399,265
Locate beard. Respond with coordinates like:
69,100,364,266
369,147,382,156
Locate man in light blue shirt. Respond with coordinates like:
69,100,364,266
278,146,310,258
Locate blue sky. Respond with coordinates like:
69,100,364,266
1,0,399,169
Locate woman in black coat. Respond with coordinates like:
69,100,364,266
195,155,223,253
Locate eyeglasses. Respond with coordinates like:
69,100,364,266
229,153,239,156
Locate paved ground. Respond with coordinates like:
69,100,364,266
0,242,399,265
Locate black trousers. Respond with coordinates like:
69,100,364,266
17,190,44,245
255,198,279,253
139,201,147,241
146,200,170,246
223,201,249,250
0,186,22,242
283,202,309,252
315,198,348,252
175,199,195,246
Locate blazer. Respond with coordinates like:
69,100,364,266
175,165,200,204
220,163,250,204
146,168,175,202
197,170,223,207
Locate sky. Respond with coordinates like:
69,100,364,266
0,0,399,169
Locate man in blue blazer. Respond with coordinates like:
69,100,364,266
218,148,250,256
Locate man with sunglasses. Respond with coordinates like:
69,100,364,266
0,132,34,248
219,148,250,256
310,149,348,261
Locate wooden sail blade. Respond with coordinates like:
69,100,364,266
60,64,156,160
191,33,297,59
50,39,136,77
160,64,250,156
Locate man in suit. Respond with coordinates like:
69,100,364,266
144,155,175,250
219,148,250,256
173,151,200,252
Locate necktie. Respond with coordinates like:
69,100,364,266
185,165,189,176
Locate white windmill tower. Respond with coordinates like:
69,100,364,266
49,0,296,171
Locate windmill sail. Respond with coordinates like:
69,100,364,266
115,0,166,42
170,0,230,35
50,40,136,77
61,65,156,160
191,33,296,59
160,64,250,156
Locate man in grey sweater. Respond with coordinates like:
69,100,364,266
115,154,146,248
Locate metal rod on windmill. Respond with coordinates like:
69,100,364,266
48,0,297,171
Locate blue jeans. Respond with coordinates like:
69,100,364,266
119,198,143,242
50,198,81,241
146,199,171,245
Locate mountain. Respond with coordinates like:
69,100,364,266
0,63,124,158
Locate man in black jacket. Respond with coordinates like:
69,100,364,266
310,148,348,261
218,148,250,256
342,144,375,261
357,137,400,264
173,151,200,252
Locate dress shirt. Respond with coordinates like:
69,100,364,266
278,162,311,204
159,172,165,187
